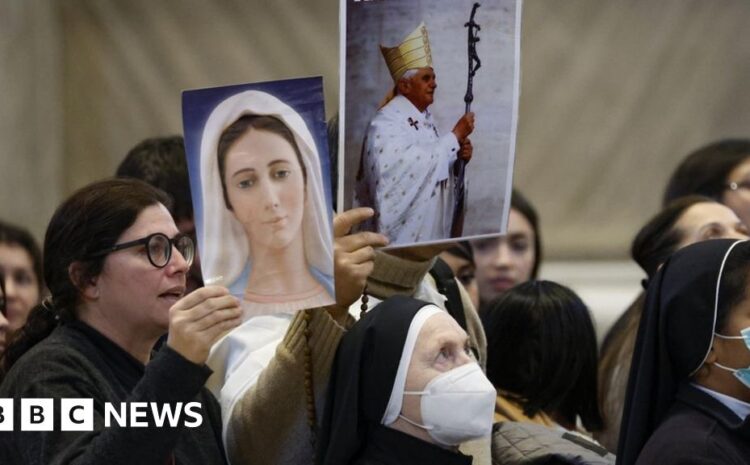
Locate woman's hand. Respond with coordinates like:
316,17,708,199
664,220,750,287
166,285,242,364
329,208,389,323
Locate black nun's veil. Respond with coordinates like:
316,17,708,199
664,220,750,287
616,239,747,465
317,295,431,465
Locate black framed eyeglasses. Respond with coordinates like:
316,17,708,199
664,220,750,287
87,232,195,269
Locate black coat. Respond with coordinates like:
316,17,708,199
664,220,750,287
353,425,471,465
636,384,750,465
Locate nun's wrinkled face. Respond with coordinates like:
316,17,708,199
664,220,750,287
400,312,474,431
224,128,306,253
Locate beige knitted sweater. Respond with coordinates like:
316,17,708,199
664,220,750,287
223,250,489,465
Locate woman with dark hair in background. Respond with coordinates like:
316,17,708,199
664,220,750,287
664,139,750,227
618,239,750,465
0,178,242,465
0,220,44,344
439,241,479,310
596,196,748,452
483,280,602,432
471,189,541,312
0,273,8,361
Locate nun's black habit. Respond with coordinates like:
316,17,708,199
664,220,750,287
317,295,472,465
617,239,750,465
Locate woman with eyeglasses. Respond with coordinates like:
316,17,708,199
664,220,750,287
664,139,750,228
0,178,241,465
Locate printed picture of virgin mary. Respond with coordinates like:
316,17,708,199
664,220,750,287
198,90,334,315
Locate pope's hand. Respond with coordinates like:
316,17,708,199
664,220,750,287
452,112,475,142
459,138,473,162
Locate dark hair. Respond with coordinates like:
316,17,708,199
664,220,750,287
116,136,193,222
445,241,474,263
0,270,6,316
632,195,717,278
0,221,44,295
483,280,603,431
663,139,750,206
511,188,542,279
217,115,307,209
2,178,170,371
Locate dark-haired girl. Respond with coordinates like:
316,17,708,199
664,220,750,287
483,280,602,432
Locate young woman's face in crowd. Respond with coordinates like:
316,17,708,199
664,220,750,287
439,251,479,310
675,202,749,249
401,312,474,429
90,203,189,337
471,208,536,304
0,243,41,335
722,157,750,228
224,128,306,254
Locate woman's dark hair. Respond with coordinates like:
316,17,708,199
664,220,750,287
0,270,6,316
632,195,717,278
2,178,170,372
511,188,542,279
217,115,307,209
663,139,750,206
483,280,603,431
116,135,193,223
0,220,44,295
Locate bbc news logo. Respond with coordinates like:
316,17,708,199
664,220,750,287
0,399,204,431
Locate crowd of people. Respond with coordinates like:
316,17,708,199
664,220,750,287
1,121,750,465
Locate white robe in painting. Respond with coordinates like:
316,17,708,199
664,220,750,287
354,95,460,244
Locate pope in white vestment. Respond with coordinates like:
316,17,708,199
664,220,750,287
353,22,474,245
355,94,460,244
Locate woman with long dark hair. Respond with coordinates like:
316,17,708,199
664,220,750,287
0,178,242,465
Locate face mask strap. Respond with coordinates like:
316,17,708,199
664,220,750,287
714,333,745,340
713,361,738,373
398,413,433,431
403,390,427,396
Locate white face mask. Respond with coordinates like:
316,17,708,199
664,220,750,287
399,362,496,446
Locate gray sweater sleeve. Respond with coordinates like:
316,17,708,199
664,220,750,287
0,344,217,465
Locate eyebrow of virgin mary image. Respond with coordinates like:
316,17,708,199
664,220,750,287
193,83,335,317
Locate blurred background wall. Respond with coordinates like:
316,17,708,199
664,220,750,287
2,0,749,336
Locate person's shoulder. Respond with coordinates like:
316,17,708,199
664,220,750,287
1,327,94,393
635,408,734,465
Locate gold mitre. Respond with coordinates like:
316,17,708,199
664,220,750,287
380,22,433,82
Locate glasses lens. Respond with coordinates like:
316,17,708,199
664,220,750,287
147,234,171,268
176,235,195,267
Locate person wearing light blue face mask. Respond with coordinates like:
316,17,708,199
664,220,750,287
713,328,750,392
618,239,750,465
